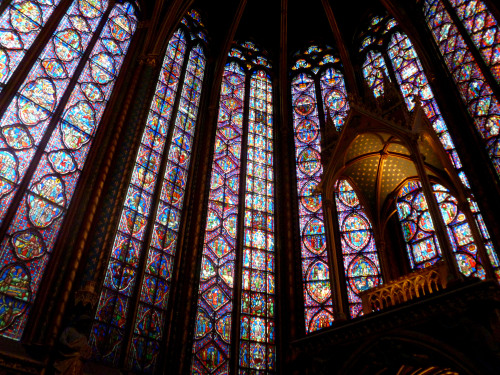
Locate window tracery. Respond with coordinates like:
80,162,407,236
192,41,276,375
290,44,350,331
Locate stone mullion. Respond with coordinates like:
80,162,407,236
323,197,348,321
0,0,11,16
275,0,301,369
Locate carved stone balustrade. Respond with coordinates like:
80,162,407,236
360,262,449,314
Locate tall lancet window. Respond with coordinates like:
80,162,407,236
360,15,500,279
290,45,350,332
191,42,276,374
334,179,382,318
0,0,137,340
91,10,206,373
422,0,500,176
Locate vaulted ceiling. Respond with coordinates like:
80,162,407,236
137,0,389,62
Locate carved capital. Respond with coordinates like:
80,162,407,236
140,53,160,67
74,281,98,308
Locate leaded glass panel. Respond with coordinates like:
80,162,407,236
0,1,136,340
335,179,382,318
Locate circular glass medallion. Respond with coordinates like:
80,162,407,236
337,180,359,207
348,256,378,294
306,280,331,304
342,213,370,250
69,15,90,33
42,59,67,79
303,218,326,254
110,15,131,41
2,126,32,150
309,310,334,332
401,221,417,242
297,148,321,176
27,175,65,227
78,0,103,19
65,101,95,134
418,211,434,231
295,119,319,143
300,181,321,213
0,264,30,330
11,2,41,33
90,53,116,84
48,150,77,174
0,150,17,197
439,202,457,225
324,89,347,111
54,29,82,61
81,83,104,102
11,230,45,260
18,78,56,125
412,191,428,211
294,95,315,116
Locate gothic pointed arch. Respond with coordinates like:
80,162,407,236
290,43,350,333
90,9,206,372
191,41,276,374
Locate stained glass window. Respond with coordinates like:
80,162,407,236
433,183,486,278
91,11,206,372
334,179,382,318
449,0,500,84
396,180,486,278
361,15,500,279
0,0,109,224
192,42,276,374
290,45,350,333
423,0,500,176
239,69,275,373
0,0,63,91
0,0,137,341
191,60,244,375
396,181,442,269
362,50,390,98
320,67,350,130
